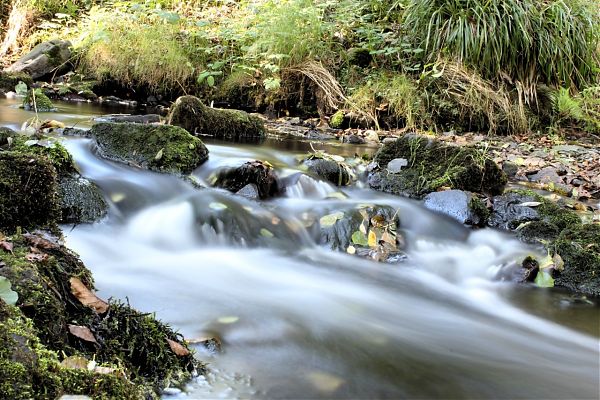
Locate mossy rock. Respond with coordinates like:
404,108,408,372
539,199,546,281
89,122,209,174
368,134,507,198
553,224,600,296
23,89,57,112
167,95,266,142
0,152,60,234
302,156,351,186
0,71,32,92
214,160,280,199
0,234,201,397
58,176,108,224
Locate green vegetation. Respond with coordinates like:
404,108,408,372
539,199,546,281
23,88,56,112
2,0,599,134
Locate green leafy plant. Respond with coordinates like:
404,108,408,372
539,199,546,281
0,276,18,305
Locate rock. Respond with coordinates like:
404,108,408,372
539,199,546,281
344,134,365,144
0,152,60,233
58,175,108,224
364,129,379,144
22,88,57,112
5,39,72,79
516,221,560,244
236,183,260,200
0,71,33,91
167,95,265,142
423,190,488,226
488,192,541,230
214,161,279,199
386,158,408,173
303,157,351,186
347,48,372,68
93,114,161,124
382,137,397,144
502,161,519,178
554,224,600,296
89,122,209,174
369,134,506,198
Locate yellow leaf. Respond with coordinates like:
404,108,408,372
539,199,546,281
368,230,377,248
346,245,356,255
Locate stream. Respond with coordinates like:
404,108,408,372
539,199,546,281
1,98,599,399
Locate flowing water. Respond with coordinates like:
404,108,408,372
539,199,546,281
1,99,599,399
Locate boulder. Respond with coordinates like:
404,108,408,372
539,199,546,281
214,161,279,199
368,134,506,198
0,152,60,233
553,224,600,296
58,175,108,224
423,190,488,226
303,156,351,186
488,192,541,230
5,40,72,79
167,95,265,142
89,122,209,174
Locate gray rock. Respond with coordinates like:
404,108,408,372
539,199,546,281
344,134,365,144
502,161,519,178
423,190,485,226
236,183,260,200
6,40,71,79
488,192,540,230
386,158,408,173
304,157,350,186
214,161,279,199
58,175,108,224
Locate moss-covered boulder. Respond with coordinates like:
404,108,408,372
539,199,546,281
0,71,33,92
23,89,57,112
58,176,107,224
368,134,506,198
553,224,600,296
167,95,266,142
0,233,200,398
89,122,209,174
0,152,60,233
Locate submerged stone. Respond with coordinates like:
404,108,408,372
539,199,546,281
369,134,506,198
89,122,209,174
167,95,266,142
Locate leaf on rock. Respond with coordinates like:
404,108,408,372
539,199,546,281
167,338,190,356
154,148,164,161
68,324,98,343
0,276,18,305
367,230,377,248
346,245,356,255
209,202,228,211
260,228,274,238
0,241,13,253
23,233,59,250
553,253,564,272
319,212,344,227
217,316,239,324
534,270,555,288
25,251,49,262
518,202,542,207
351,231,368,246
69,277,109,314
61,356,89,370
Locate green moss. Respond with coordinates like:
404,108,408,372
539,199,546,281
329,110,345,128
371,135,506,198
0,234,201,398
516,220,560,244
167,95,266,142
23,89,57,112
0,152,60,234
90,122,209,174
0,71,33,92
553,224,600,296
469,196,490,225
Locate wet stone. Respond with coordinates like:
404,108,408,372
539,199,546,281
423,190,486,226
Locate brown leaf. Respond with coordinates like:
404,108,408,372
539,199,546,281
23,233,58,250
68,324,98,343
69,277,109,314
167,338,190,356
0,241,13,253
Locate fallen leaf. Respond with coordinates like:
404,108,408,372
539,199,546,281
306,371,345,394
367,230,377,248
260,228,274,238
553,253,565,272
518,202,542,207
154,148,164,161
535,270,555,288
319,212,344,227
68,324,98,343
346,245,356,255
110,193,126,203
209,202,228,211
93,366,116,374
167,338,190,356
23,233,58,250
0,241,13,252
351,231,368,246
25,252,48,262
217,316,239,324
61,356,89,370
69,277,109,314
0,276,18,305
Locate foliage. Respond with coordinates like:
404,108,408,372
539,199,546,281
403,0,600,99
554,86,600,133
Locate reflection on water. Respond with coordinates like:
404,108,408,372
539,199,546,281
1,99,599,399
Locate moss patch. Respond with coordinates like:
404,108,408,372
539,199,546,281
553,224,600,296
0,152,60,234
23,89,57,112
369,134,506,198
0,71,33,92
90,122,209,174
0,234,201,398
167,95,266,142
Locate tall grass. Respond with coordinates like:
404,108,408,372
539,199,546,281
403,0,600,99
